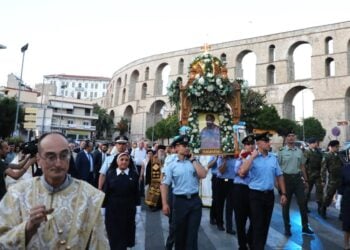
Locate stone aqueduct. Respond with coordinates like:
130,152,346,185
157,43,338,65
105,21,350,144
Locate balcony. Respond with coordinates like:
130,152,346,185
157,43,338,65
52,112,98,120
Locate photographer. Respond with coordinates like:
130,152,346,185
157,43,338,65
0,140,36,200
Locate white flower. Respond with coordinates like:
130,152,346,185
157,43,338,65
188,117,193,122
219,115,225,121
207,73,213,78
227,126,232,130
209,101,214,107
216,78,222,85
207,85,214,92
192,129,198,133
195,91,201,96
194,148,200,154
195,74,200,79
199,77,205,84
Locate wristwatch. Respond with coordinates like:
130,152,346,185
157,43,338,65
281,193,287,196
190,159,197,163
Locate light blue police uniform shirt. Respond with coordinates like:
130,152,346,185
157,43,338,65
208,155,218,176
216,156,236,180
248,152,283,191
162,155,200,195
234,158,250,185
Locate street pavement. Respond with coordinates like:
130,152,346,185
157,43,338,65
132,192,344,250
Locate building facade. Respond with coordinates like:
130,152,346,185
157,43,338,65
105,21,350,145
43,74,111,100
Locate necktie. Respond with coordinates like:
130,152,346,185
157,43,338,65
121,170,125,175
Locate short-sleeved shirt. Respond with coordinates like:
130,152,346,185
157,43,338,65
234,158,250,185
248,152,282,191
162,155,201,195
277,146,306,174
207,155,218,175
99,154,116,175
0,160,9,200
216,156,236,180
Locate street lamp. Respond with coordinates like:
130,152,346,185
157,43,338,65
13,43,29,136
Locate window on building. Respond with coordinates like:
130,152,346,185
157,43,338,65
83,121,89,126
85,109,90,116
78,83,82,88
220,53,227,64
84,91,87,97
90,92,93,97
85,82,88,88
72,82,75,87
91,83,93,88
269,45,275,62
103,83,106,89
94,92,97,97
325,37,334,54
325,57,335,76
145,67,150,81
95,83,98,89
67,109,73,114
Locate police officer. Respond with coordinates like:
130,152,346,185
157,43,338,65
160,135,207,250
207,155,219,225
320,140,343,218
304,137,323,213
239,132,287,249
277,130,314,236
216,154,237,235
233,134,255,250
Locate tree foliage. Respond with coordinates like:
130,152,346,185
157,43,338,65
146,114,180,142
0,97,24,138
295,117,326,142
92,104,114,139
116,117,129,135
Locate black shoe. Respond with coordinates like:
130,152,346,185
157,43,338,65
217,225,225,231
320,206,327,219
226,229,236,235
302,227,314,235
210,218,217,225
284,229,292,237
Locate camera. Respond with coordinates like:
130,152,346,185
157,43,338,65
20,139,38,157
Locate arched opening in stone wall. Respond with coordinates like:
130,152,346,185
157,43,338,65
122,88,126,103
236,50,256,86
347,40,350,74
283,86,314,122
109,110,115,124
345,87,350,139
178,58,184,75
269,45,275,63
141,83,147,100
267,65,275,85
123,105,134,134
154,63,171,96
147,99,166,129
220,53,227,64
325,57,335,77
287,42,312,81
114,78,122,106
129,70,139,101
145,67,150,81
325,37,334,54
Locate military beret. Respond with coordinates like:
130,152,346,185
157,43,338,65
254,132,270,142
286,129,296,136
158,145,166,150
328,140,339,147
242,134,255,145
172,135,190,146
115,135,128,144
308,137,318,144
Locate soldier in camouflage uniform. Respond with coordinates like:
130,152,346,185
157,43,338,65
320,140,343,219
304,138,324,213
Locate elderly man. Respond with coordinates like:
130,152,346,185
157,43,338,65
0,132,109,249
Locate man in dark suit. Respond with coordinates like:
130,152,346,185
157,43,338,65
76,140,94,185
93,142,109,188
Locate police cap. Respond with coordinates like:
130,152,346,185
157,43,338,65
172,135,190,146
254,132,270,142
308,137,318,144
328,140,339,147
242,134,255,145
115,135,128,144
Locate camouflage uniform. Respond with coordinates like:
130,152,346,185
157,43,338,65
321,151,343,209
304,148,324,209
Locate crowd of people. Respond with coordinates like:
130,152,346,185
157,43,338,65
0,129,349,249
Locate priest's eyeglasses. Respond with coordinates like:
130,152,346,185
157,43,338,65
39,150,71,164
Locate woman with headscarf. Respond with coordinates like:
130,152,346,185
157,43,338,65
103,152,140,250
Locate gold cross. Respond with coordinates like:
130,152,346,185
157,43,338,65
201,43,211,53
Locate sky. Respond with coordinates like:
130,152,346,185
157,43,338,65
0,0,349,123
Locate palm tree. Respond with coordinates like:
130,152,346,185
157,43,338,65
92,104,114,139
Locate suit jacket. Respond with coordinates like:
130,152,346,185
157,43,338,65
76,151,94,184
